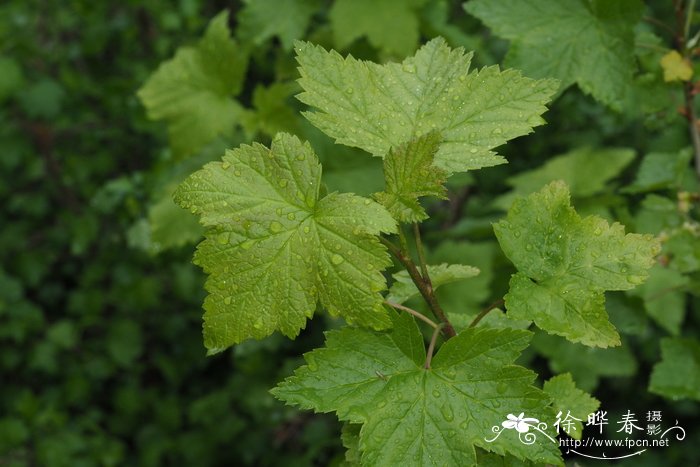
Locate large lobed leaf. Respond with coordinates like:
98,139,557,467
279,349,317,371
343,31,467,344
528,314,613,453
273,312,562,466
494,181,660,347
294,37,558,172
138,11,248,158
174,133,396,351
465,0,643,110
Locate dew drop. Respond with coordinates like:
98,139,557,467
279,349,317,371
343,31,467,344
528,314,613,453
221,161,231,169
270,221,283,233
469,148,478,154
279,179,288,188
432,389,441,398
224,296,232,305
331,254,344,265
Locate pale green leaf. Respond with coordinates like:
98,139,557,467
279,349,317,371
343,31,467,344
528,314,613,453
272,313,561,466
627,264,689,335
374,131,447,222
465,0,643,109
138,11,248,157
386,263,480,304
532,332,637,392
660,50,693,82
623,149,695,194
650,337,700,401
295,38,558,172
237,0,318,50
494,181,660,347
149,190,204,252
329,0,427,56
174,133,396,349
494,147,636,210
543,373,599,440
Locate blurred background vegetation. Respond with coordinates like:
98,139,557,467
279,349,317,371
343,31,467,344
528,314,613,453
1,0,698,465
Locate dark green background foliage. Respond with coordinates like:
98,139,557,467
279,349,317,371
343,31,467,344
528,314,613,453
1,0,699,465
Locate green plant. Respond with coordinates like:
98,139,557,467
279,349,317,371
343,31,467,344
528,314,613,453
173,34,663,464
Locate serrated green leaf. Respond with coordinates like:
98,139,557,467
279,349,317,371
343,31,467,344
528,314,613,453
387,263,480,304
627,264,689,335
294,38,558,173
494,181,660,347
374,131,447,222
494,147,636,210
543,373,599,440
242,82,302,138
650,337,700,401
237,0,318,50
174,133,396,349
138,11,248,157
329,0,427,56
532,332,637,392
465,0,643,109
341,423,362,466
273,313,562,466
623,149,694,194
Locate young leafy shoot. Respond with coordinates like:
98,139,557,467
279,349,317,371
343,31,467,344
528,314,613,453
138,11,248,158
174,133,396,352
294,38,558,173
374,131,447,222
465,0,643,110
272,312,562,466
387,263,480,305
494,181,660,347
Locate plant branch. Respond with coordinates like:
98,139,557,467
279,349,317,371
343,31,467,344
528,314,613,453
384,301,439,329
643,15,676,36
675,0,700,176
380,237,456,338
469,298,505,328
686,0,697,40
424,323,444,369
413,223,430,284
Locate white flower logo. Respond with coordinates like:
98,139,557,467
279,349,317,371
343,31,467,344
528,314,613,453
502,413,540,433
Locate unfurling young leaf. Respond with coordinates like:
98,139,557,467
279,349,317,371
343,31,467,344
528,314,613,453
174,133,396,351
138,11,249,158
272,312,562,466
374,131,447,222
494,181,660,347
465,0,643,110
294,38,558,172
387,263,480,304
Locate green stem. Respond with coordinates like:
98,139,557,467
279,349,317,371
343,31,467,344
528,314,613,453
469,299,504,328
685,0,696,40
380,237,456,339
675,0,700,176
384,301,439,329
425,323,444,369
413,223,431,287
